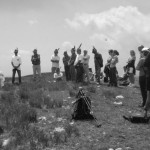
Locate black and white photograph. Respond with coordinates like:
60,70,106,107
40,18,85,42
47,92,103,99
0,0,150,149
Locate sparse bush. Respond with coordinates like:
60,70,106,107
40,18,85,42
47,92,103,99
18,86,30,101
64,123,80,137
69,89,76,97
29,89,44,109
87,85,96,93
101,88,116,99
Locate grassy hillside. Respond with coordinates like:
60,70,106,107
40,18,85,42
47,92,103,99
0,73,150,150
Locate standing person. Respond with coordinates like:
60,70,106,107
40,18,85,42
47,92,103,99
62,51,71,81
136,48,149,107
138,45,144,58
11,48,22,84
83,50,90,83
68,47,76,81
104,49,113,83
51,49,60,75
74,48,84,83
31,49,41,80
0,71,5,88
92,47,103,85
126,50,136,87
109,50,119,87
144,48,150,117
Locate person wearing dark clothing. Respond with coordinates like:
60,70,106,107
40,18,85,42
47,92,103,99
11,48,22,84
109,50,119,87
104,49,113,83
136,48,149,107
74,48,84,83
144,48,150,117
31,49,41,80
63,51,71,81
92,47,103,84
69,47,76,81
125,50,136,87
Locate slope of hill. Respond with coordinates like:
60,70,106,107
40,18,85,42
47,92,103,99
0,74,150,150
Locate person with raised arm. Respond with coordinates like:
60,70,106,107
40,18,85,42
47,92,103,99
68,46,76,82
92,47,103,85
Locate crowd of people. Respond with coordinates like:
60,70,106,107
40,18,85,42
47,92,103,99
0,44,150,117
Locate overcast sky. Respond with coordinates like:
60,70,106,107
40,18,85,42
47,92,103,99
0,0,150,77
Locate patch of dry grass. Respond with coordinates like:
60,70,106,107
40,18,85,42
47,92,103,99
1,75,150,150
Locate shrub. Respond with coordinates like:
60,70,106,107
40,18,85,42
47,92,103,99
29,89,44,109
101,88,116,99
87,85,96,93
64,123,80,137
69,89,76,97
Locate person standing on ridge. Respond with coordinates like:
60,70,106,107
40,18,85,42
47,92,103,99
92,47,103,85
11,48,22,84
31,49,41,80
51,49,60,75
63,51,71,81
68,47,76,82
83,50,90,83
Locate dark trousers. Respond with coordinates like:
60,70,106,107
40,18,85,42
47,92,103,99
64,65,71,81
12,69,21,84
70,65,76,81
76,64,84,83
139,76,147,106
109,67,117,86
95,66,101,83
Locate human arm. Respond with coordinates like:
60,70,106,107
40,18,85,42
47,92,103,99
136,59,144,71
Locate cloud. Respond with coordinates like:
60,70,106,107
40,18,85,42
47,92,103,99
28,19,38,26
62,41,73,50
66,6,150,50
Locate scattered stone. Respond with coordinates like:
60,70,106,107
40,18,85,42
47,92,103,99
116,95,124,99
38,116,47,121
114,102,123,105
115,148,122,150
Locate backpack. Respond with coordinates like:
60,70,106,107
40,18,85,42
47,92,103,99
72,90,94,120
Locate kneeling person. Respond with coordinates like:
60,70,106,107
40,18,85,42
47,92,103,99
54,68,63,81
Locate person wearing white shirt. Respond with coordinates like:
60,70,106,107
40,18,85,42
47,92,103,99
74,48,84,83
0,71,5,88
83,50,90,83
51,49,60,75
11,48,22,84
53,68,63,81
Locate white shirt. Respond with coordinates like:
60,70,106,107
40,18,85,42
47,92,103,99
11,55,22,70
83,54,90,65
74,54,84,66
0,71,5,87
54,72,63,79
51,55,60,68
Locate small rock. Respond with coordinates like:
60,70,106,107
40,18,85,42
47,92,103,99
116,95,124,99
114,102,123,105
115,148,122,150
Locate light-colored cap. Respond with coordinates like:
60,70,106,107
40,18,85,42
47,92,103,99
142,47,149,52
